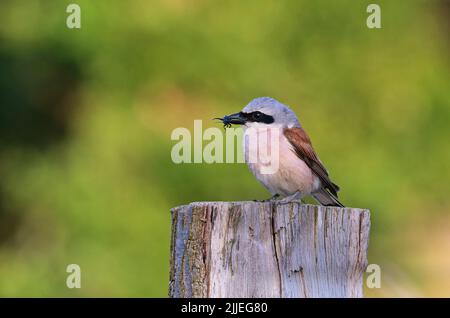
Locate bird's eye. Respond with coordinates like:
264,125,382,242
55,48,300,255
252,112,262,120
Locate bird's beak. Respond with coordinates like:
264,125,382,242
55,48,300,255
221,112,247,125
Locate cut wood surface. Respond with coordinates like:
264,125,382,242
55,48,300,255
169,201,370,298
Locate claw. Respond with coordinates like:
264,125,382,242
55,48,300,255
252,194,280,203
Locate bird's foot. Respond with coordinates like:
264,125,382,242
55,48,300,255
253,194,280,203
277,191,302,204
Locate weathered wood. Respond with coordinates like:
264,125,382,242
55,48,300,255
169,201,370,298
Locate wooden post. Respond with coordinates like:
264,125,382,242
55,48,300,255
169,201,370,298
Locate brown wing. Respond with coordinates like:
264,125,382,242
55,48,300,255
284,127,340,196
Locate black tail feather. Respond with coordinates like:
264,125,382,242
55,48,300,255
312,188,344,207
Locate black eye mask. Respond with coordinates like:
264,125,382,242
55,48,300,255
241,111,275,124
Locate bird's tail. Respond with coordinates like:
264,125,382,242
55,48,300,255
312,188,344,207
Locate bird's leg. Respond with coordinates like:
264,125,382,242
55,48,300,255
269,193,281,201
253,194,280,203
277,191,302,204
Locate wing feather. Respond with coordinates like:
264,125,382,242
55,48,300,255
284,127,340,196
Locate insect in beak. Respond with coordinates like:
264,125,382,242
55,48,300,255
213,117,232,128
213,112,247,128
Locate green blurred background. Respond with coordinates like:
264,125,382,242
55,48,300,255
0,0,449,297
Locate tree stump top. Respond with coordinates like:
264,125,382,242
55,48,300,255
169,201,370,298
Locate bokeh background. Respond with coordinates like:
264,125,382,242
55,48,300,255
0,0,449,297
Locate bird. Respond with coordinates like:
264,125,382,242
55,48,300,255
215,97,344,207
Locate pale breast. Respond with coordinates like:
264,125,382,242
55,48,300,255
243,126,320,196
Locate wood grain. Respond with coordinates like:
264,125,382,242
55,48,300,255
169,201,370,298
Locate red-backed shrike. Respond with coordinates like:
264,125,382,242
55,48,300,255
217,97,343,207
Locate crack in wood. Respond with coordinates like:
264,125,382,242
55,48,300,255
270,203,283,297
